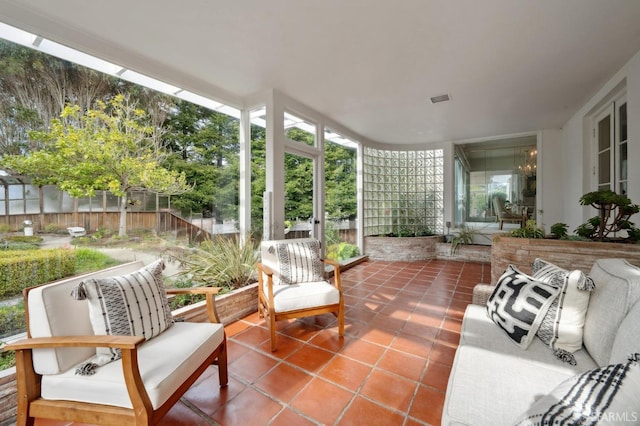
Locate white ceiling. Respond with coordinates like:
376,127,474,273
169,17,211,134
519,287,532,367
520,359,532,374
1,0,640,145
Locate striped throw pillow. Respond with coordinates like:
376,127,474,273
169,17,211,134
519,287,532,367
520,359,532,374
72,259,174,374
514,353,640,425
532,258,595,361
275,240,324,284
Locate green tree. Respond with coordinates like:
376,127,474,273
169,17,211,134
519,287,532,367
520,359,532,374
0,95,189,236
163,101,240,221
0,40,119,154
325,141,357,219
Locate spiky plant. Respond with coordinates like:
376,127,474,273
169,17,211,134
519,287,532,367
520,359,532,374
170,234,258,291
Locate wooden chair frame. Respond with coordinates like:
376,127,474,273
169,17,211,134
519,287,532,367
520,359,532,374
6,286,228,426
256,258,344,352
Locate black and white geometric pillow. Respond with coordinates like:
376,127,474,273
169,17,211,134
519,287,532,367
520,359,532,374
275,240,324,284
532,258,595,362
72,259,174,374
487,265,560,349
514,353,640,425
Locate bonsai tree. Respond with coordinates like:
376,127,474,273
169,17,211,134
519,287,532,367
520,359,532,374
576,190,640,241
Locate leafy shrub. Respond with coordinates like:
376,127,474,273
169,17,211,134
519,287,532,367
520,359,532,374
326,242,359,261
4,235,42,244
550,223,569,239
0,223,12,233
0,348,15,370
0,249,77,298
578,190,640,241
44,223,65,234
509,220,545,239
0,301,26,339
168,278,206,310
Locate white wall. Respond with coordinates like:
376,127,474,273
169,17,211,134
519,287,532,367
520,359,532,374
557,49,640,231
538,129,563,230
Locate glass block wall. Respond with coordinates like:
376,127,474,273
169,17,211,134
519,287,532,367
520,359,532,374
363,147,444,236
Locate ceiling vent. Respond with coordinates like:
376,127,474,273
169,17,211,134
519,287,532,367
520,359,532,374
430,93,451,104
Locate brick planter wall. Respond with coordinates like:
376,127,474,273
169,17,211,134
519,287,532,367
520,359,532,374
0,368,16,426
491,235,640,284
364,236,442,261
435,242,491,263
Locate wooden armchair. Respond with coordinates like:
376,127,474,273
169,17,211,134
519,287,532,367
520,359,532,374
256,238,344,352
5,261,227,426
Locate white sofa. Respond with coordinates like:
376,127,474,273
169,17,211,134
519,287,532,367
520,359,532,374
7,260,227,425
442,258,640,425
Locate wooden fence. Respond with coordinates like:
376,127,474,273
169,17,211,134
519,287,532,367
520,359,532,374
1,211,207,242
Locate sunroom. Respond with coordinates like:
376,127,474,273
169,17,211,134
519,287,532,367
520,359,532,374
2,1,640,251
1,1,640,425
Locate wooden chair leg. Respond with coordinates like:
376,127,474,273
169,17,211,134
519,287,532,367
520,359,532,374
269,312,277,352
217,339,228,387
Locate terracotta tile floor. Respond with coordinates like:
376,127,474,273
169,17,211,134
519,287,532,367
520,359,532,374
34,259,490,426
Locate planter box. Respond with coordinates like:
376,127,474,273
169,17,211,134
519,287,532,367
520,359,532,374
364,235,442,261
0,367,16,426
491,235,640,284
172,282,258,325
435,242,491,263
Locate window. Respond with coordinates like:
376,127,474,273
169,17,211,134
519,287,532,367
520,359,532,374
595,95,627,194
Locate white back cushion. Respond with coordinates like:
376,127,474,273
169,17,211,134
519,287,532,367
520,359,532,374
260,238,324,285
583,259,640,367
29,261,145,374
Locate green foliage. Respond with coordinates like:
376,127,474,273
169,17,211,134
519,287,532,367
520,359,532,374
74,248,119,274
168,278,206,310
0,95,189,237
550,223,569,239
4,235,42,244
509,220,545,239
0,224,12,233
326,242,360,261
0,301,26,339
170,234,258,291
0,249,77,298
578,190,640,241
450,226,478,255
44,223,65,233
0,347,15,370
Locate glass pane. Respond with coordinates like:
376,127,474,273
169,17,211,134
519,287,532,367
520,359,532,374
24,185,39,199
324,137,358,262
8,185,23,199
619,103,627,142
598,151,611,186
285,152,313,238
26,199,39,214
598,115,611,152
9,199,23,214
620,181,628,196
284,112,315,146
620,141,627,181
43,186,61,213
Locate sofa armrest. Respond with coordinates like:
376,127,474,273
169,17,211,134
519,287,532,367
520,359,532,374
472,284,495,306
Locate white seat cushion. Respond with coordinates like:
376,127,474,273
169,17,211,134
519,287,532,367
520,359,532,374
270,281,340,312
40,322,224,410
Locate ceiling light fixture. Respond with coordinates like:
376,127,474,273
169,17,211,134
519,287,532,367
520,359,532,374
430,93,451,104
